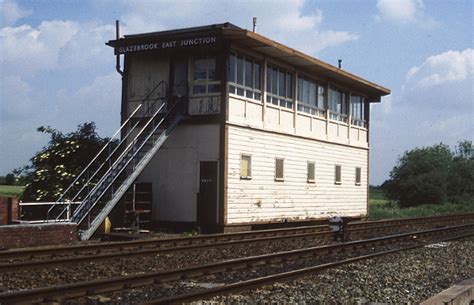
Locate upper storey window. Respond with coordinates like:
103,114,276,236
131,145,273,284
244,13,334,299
297,76,325,117
192,57,220,95
329,87,348,122
266,65,293,109
350,95,367,127
229,53,261,101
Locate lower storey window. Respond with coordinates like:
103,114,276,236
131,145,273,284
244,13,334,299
355,167,361,185
240,155,252,179
335,165,342,184
275,158,284,181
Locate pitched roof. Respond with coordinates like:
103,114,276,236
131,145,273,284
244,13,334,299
107,22,390,98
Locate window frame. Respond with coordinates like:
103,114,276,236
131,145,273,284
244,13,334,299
307,161,316,183
275,158,285,181
328,87,349,123
350,95,367,128
334,164,342,185
228,52,262,102
191,56,221,97
297,75,326,118
355,167,362,186
266,64,294,110
240,154,252,180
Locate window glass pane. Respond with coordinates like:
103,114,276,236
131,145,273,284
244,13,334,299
287,73,292,98
245,59,253,88
208,84,220,93
193,85,206,94
297,78,303,102
254,92,261,100
237,56,244,85
246,90,253,99
237,87,244,96
229,85,236,94
309,81,317,107
303,79,310,104
307,162,315,182
266,66,272,93
194,58,208,80
254,63,260,90
229,54,236,83
317,85,325,109
240,155,251,177
278,71,285,97
335,165,342,183
208,57,216,80
275,158,284,180
266,95,272,103
361,98,365,120
272,68,278,95
356,167,361,184
340,93,347,114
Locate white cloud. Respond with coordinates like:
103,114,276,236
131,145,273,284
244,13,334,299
0,0,32,27
375,0,438,28
55,73,121,135
0,75,33,120
0,21,79,74
118,0,358,55
406,49,473,88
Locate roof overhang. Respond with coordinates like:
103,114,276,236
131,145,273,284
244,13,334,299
106,23,390,100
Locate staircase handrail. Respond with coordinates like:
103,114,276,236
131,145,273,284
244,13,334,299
72,96,184,225
48,80,169,221
71,101,168,222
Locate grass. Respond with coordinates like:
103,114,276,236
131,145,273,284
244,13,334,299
0,185,24,198
368,188,474,220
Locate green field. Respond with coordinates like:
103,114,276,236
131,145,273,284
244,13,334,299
0,185,24,198
368,188,474,220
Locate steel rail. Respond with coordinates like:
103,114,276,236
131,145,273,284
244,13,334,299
144,232,474,305
0,219,443,272
0,212,472,263
1,224,472,304
1,217,472,272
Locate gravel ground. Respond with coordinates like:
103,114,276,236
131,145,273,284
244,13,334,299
205,237,474,304
62,235,474,304
0,224,438,292
0,226,472,304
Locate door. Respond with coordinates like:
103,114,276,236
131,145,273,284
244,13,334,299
197,161,218,228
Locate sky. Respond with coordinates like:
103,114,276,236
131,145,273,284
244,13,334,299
0,0,472,185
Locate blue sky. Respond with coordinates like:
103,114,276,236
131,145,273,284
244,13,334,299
0,0,472,185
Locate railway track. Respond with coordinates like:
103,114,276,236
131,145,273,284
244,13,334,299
1,223,472,305
0,213,473,273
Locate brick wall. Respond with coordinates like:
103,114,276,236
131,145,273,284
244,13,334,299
0,223,78,250
0,197,19,225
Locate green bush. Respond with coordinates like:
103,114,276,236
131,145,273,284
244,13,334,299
382,141,473,207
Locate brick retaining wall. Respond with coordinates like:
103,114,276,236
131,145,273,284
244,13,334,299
0,197,19,225
0,223,78,250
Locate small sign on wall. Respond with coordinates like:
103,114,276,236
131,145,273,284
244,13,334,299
189,96,221,115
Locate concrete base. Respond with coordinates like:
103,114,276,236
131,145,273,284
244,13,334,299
421,278,474,305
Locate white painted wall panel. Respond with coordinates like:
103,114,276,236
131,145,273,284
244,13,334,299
228,96,368,149
138,124,220,222
226,124,368,224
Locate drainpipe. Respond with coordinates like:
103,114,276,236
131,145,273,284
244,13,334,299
115,20,124,76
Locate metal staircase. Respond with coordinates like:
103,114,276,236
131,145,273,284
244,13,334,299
47,81,187,240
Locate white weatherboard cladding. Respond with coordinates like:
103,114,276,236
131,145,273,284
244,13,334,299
227,95,368,148
138,124,220,222
226,125,368,224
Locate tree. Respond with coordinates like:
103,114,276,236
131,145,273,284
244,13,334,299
383,141,474,207
5,173,15,185
17,122,111,203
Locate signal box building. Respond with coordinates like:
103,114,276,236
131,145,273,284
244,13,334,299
107,23,390,232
